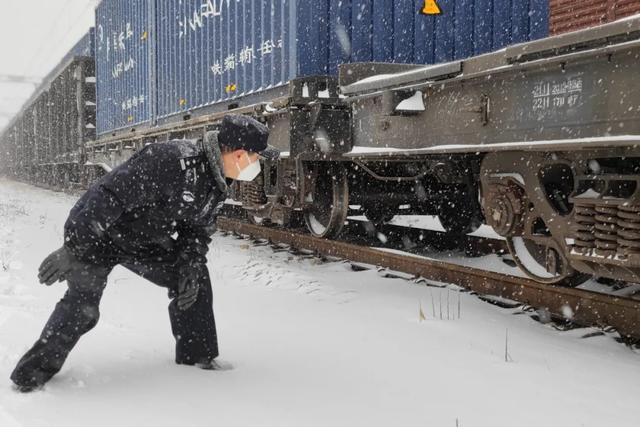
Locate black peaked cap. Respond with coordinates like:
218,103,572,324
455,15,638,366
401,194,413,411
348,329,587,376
219,115,269,153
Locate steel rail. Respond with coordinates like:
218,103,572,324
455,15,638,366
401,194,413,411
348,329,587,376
217,217,640,341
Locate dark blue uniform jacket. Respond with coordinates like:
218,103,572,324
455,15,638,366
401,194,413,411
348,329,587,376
64,140,227,265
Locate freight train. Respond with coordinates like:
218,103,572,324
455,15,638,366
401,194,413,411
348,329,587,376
2,0,640,287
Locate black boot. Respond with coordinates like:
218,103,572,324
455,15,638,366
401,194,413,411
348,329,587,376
195,359,233,371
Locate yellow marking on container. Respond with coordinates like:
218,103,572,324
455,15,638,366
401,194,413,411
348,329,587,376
225,84,238,93
421,0,442,15
179,98,187,106
141,31,148,41
128,115,134,122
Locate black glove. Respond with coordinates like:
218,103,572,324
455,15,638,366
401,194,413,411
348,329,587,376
38,247,80,286
176,263,201,311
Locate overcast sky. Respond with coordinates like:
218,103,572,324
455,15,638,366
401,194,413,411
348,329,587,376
0,0,97,129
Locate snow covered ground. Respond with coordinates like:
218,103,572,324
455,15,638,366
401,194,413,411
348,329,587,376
1,179,640,427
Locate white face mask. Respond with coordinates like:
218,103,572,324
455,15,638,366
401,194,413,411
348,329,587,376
235,155,261,182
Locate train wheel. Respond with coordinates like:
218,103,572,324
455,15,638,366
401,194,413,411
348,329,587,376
304,165,349,238
506,236,589,286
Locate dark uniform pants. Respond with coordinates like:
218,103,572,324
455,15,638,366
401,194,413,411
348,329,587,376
10,260,218,388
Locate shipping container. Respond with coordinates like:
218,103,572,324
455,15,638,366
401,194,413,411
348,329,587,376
154,0,550,122
95,0,152,135
550,0,640,34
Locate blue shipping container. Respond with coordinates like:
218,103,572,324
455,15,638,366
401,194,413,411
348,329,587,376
155,0,549,121
96,0,152,135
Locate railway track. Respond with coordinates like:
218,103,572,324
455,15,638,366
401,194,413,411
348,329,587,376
217,216,640,342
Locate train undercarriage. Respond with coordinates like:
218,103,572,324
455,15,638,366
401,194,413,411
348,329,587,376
234,156,483,237
235,144,640,287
